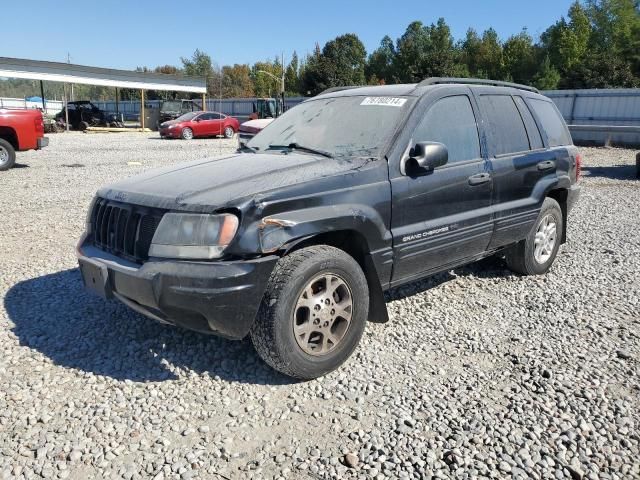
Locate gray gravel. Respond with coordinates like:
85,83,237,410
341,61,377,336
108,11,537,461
1,133,639,479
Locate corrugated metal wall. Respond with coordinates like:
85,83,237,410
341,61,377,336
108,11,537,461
91,97,306,121
543,88,640,146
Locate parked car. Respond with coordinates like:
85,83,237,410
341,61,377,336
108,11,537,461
77,78,581,379
0,108,48,171
238,118,273,147
158,111,239,140
55,101,123,130
158,99,201,125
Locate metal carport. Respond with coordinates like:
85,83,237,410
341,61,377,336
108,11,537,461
0,57,207,130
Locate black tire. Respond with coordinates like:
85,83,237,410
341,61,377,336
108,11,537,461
505,197,563,275
78,121,89,131
0,138,16,171
250,245,369,380
223,126,235,139
181,127,193,140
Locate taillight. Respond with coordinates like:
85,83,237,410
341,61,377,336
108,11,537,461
35,116,44,135
575,154,582,182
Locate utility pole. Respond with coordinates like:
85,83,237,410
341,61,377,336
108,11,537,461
281,52,286,114
67,53,74,101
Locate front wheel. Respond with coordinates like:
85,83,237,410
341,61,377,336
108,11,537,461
505,197,563,275
0,138,16,171
223,126,235,139
181,127,193,140
250,245,369,380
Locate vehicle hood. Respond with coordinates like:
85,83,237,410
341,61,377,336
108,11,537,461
98,152,373,211
240,118,273,133
159,119,184,128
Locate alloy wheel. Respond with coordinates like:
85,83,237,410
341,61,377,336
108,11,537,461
293,273,353,356
533,214,557,264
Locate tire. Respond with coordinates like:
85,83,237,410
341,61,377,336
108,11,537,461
505,197,563,275
181,127,193,140
223,126,235,139
250,245,369,380
78,121,89,131
0,138,16,171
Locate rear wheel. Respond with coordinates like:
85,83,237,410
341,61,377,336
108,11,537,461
78,121,89,131
505,197,563,275
223,126,235,139
250,245,369,380
181,127,193,140
0,139,16,171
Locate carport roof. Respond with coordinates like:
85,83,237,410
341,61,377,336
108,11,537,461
0,57,206,93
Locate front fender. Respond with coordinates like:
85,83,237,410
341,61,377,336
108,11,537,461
252,204,391,254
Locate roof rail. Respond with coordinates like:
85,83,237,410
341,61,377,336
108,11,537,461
318,85,359,95
417,77,539,93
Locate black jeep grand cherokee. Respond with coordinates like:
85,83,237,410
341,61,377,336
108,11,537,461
77,78,581,379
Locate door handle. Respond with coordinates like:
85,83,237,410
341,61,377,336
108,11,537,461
468,173,491,186
537,160,556,171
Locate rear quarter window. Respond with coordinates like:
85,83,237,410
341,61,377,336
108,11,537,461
528,98,572,147
477,95,530,156
513,96,543,150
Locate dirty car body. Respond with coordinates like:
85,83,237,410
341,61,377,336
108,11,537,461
77,79,581,377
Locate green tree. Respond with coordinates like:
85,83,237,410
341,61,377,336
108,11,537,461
222,64,254,98
251,58,283,97
321,33,367,87
477,28,504,79
587,0,640,76
563,50,638,87
541,2,591,74
181,49,221,96
300,44,326,96
392,19,460,82
502,30,537,84
285,51,301,96
533,55,561,89
366,35,396,83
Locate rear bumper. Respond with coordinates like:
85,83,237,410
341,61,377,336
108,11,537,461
37,137,49,149
567,184,581,213
77,242,278,340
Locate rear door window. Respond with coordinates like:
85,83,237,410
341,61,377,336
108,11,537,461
528,98,572,147
477,95,530,156
513,96,543,150
413,95,481,164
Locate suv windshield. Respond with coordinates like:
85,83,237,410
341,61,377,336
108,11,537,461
162,101,182,112
247,95,412,158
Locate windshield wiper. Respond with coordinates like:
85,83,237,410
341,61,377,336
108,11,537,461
267,143,333,158
238,144,257,153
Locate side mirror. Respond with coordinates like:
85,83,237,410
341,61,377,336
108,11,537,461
409,141,448,171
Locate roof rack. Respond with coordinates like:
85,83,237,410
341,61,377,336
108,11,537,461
318,85,359,95
417,77,539,93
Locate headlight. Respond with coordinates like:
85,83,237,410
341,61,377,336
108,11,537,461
167,124,177,129
149,213,239,259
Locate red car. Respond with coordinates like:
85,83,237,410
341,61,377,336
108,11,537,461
0,109,48,171
159,111,239,140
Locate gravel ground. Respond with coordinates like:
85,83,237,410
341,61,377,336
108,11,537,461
0,133,638,480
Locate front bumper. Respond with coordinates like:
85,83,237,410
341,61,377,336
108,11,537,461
159,128,180,138
37,137,49,149
77,242,278,340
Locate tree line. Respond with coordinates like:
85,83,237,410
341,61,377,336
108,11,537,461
1,0,638,101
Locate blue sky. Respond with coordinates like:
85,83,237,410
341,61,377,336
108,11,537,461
2,0,575,69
